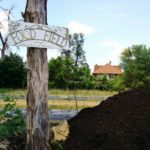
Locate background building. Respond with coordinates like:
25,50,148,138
92,61,122,80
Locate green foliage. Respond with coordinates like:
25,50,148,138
69,33,86,66
51,141,63,150
48,57,75,88
107,75,126,91
48,56,92,89
120,45,150,89
0,53,27,88
48,33,92,89
0,96,26,139
70,64,91,85
48,33,94,89
61,33,86,66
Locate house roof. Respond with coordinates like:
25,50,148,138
93,62,122,75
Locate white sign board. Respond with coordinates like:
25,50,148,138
8,21,69,49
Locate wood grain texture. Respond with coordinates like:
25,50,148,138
24,0,50,149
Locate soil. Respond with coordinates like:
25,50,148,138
63,89,150,150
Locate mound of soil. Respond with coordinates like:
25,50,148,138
63,89,150,150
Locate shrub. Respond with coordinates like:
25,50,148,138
0,96,26,139
0,53,27,88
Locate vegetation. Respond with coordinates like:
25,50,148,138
48,57,75,89
0,6,13,59
0,96,25,139
0,96,26,149
51,141,63,150
107,75,125,91
0,44,150,91
0,89,115,111
69,33,86,66
0,53,27,88
0,88,116,96
49,33,92,89
120,45,150,89
48,57,91,89
0,99,100,110
0,89,114,110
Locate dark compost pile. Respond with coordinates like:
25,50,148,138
63,89,150,150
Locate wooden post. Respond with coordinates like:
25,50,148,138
24,0,50,149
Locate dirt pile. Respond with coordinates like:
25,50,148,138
63,89,150,150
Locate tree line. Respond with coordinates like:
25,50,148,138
0,34,150,91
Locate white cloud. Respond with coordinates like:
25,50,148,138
101,39,126,64
0,10,9,35
68,21,95,35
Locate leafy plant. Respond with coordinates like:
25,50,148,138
51,141,63,150
0,53,27,88
0,96,26,139
120,45,150,89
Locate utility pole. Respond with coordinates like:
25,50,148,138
23,0,50,149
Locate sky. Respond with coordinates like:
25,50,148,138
0,0,150,72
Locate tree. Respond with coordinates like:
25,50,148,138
120,45,150,89
107,75,125,91
49,33,91,89
60,48,71,58
0,6,13,59
0,53,26,88
48,56,91,89
48,57,75,88
61,33,86,66
69,33,86,66
73,64,91,82
23,0,50,149
49,33,92,89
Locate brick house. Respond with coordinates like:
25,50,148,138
92,61,122,80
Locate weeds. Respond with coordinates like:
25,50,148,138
0,96,26,149
51,141,63,150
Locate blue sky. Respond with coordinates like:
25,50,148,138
0,0,150,71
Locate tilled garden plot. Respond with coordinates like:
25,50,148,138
63,89,150,150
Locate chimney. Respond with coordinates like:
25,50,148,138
94,64,99,70
109,61,111,65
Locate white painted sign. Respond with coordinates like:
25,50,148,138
7,21,69,49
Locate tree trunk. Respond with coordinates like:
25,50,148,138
1,47,5,59
0,32,6,59
24,0,50,149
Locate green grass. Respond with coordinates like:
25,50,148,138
49,89,117,96
0,89,27,97
0,88,117,97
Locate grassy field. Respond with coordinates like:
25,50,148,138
0,89,116,110
0,89,117,96
0,99,101,110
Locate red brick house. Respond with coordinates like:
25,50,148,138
92,61,122,80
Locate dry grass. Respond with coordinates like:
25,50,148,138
0,99,101,110
0,89,114,110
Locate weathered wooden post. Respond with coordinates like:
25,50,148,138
24,0,50,149
7,0,69,149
